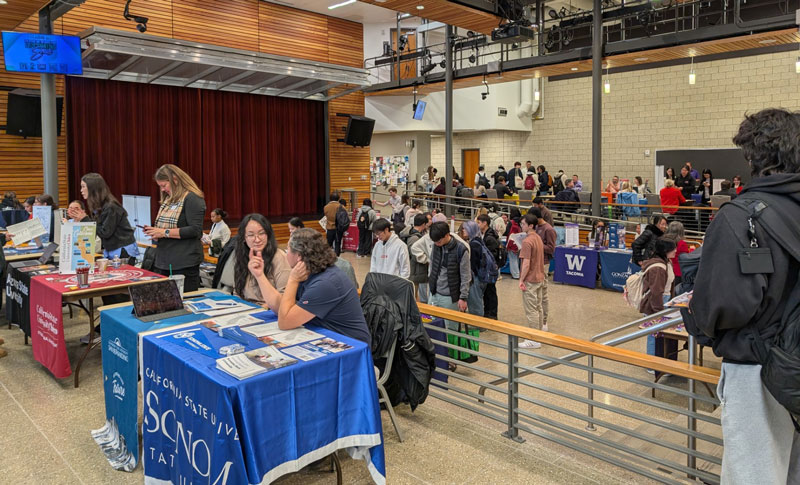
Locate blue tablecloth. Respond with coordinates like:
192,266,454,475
97,291,258,470
141,322,386,484
598,250,638,292
553,246,598,289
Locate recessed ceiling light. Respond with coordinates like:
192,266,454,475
570,67,578,71
634,57,649,61
416,5,424,9
328,0,355,9
758,39,777,44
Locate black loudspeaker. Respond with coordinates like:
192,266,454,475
5,90,63,138
344,115,375,147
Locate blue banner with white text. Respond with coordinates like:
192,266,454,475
553,246,598,289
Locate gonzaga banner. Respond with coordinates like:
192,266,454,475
599,250,638,292
553,246,598,289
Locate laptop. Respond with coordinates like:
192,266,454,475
129,279,191,322
13,242,59,267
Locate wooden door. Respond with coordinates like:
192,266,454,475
462,149,480,188
391,29,417,80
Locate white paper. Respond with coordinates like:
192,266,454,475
509,232,526,250
282,344,327,361
260,328,323,347
200,312,264,331
7,218,47,246
565,223,579,247
239,322,282,338
32,206,52,243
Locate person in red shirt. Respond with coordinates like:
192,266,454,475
659,179,686,214
732,174,745,194
662,220,694,286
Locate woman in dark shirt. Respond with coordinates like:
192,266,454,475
143,164,206,292
69,173,138,261
674,165,696,200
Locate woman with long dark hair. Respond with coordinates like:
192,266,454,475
699,169,714,204
69,173,138,261
143,164,206,292
234,213,291,308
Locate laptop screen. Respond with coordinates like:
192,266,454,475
129,279,183,318
38,243,58,264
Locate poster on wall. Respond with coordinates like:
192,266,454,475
371,155,409,188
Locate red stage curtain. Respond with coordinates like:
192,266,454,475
66,78,325,222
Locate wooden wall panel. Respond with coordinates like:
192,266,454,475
259,3,329,64
0,0,365,211
327,17,364,68
61,0,174,37
328,88,370,193
0,0,50,31
172,0,259,51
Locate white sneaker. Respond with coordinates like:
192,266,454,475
518,339,541,349
541,324,549,332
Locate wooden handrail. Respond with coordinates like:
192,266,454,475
417,301,720,385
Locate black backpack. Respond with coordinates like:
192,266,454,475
392,207,406,233
478,174,490,189
731,194,800,429
335,206,350,234
357,209,371,230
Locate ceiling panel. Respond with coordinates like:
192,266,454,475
359,0,502,35
0,0,50,31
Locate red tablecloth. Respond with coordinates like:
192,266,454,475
29,265,164,378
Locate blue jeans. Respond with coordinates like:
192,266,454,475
428,292,460,331
467,280,486,317
508,252,520,279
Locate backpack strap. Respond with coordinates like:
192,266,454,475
726,193,800,262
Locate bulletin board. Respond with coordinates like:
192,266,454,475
371,155,409,188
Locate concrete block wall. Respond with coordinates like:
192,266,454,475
430,49,800,190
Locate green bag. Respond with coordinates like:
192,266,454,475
448,323,479,363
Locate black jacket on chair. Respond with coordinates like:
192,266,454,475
211,235,239,289
361,272,435,410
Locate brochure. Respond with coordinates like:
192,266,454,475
59,222,97,274
7,218,47,246
311,338,352,353
216,347,297,380
665,291,693,308
282,338,353,361
200,311,265,331
564,223,579,247
240,322,282,338
258,328,324,348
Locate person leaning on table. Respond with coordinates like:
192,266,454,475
245,228,370,344
234,213,291,308
143,164,206,292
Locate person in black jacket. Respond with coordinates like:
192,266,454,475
685,109,800,484
71,173,138,261
507,161,524,193
674,165,696,200
144,164,206,292
476,215,500,319
631,215,667,266
537,165,551,195
492,176,513,199
405,213,430,302
554,180,580,213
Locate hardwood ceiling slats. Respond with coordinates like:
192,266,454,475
359,0,501,35
0,0,51,31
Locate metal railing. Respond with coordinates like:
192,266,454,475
417,303,721,484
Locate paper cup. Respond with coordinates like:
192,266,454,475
96,258,109,272
169,274,185,297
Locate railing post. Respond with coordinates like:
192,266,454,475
686,334,698,479
586,354,596,431
501,335,525,443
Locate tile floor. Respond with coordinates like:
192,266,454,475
0,251,720,484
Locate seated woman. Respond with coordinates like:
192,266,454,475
234,214,291,307
249,228,370,344
287,217,304,236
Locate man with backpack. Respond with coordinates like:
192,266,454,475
474,165,490,190
334,199,351,256
323,192,342,255
477,214,503,319
356,198,376,257
685,109,800,484
462,221,498,317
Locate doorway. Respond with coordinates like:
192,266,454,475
390,29,417,81
462,149,480,189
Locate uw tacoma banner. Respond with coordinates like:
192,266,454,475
553,246,598,289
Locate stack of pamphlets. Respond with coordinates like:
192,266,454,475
665,291,692,308
282,338,353,361
185,298,254,316
200,311,265,332
216,347,297,380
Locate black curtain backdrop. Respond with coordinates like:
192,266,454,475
66,77,326,223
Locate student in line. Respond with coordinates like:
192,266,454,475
370,218,410,279
518,212,545,348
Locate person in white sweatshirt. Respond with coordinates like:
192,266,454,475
370,218,410,279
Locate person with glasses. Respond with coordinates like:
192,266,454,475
233,213,291,308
